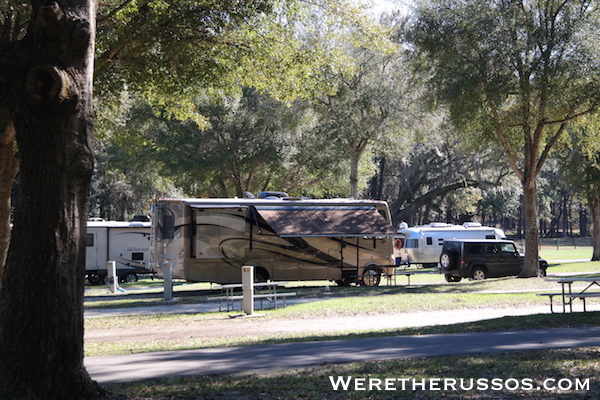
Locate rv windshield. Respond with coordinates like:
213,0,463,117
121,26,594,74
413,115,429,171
404,239,419,249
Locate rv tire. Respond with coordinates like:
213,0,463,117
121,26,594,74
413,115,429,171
122,271,138,283
254,267,269,283
87,273,102,286
361,266,381,287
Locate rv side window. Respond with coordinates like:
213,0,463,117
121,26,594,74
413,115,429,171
485,235,495,239
194,209,245,259
426,237,433,245
86,233,94,247
132,252,144,261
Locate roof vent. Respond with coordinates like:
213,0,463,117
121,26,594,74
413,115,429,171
429,222,451,227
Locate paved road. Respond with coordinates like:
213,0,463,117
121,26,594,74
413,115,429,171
85,326,600,385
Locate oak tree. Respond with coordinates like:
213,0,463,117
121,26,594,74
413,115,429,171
411,0,600,276
0,1,101,398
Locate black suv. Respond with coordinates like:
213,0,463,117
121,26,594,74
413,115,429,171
440,239,547,282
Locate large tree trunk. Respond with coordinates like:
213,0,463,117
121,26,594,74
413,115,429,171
519,176,540,277
590,195,600,261
349,150,360,199
0,1,103,399
0,126,17,289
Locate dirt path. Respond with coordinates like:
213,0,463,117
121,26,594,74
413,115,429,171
85,306,551,345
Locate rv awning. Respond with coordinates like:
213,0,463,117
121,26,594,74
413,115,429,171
255,207,396,237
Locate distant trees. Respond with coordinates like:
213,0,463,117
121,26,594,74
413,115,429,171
376,120,510,226
105,88,345,199
94,3,406,203
411,0,600,276
558,117,600,260
308,37,414,198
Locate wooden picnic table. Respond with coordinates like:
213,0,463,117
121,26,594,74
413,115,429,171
539,277,600,313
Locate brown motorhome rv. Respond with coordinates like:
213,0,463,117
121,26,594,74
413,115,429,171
151,197,398,286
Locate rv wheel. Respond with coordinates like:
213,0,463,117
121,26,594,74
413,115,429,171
254,268,269,283
361,266,381,287
122,272,138,283
86,273,102,286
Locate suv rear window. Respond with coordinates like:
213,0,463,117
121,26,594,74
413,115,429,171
443,241,461,253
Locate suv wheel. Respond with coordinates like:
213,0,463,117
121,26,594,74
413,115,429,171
471,267,487,280
444,274,462,283
440,252,456,269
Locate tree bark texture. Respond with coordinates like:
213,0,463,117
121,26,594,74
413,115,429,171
0,123,17,289
591,196,600,261
350,150,360,199
0,1,102,399
519,177,540,277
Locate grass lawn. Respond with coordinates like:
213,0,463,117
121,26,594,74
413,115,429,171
87,260,600,399
539,247,593,261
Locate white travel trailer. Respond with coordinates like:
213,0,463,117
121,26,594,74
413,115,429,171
85,220,152,285
151,197,398,286
395,222,506,267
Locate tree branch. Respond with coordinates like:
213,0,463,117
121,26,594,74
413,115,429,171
393,178,500,221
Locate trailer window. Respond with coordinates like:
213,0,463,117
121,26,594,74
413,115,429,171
426,237,433,245
131,252,144,261
485,234,495,239
86,233,94,247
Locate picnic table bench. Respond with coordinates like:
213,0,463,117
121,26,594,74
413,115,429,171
207,282,296,312
386,269,437,286
538,277,600,313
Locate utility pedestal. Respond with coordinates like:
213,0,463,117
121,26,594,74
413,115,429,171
163,261,173,301
107,261,118,294
242,266,254,315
